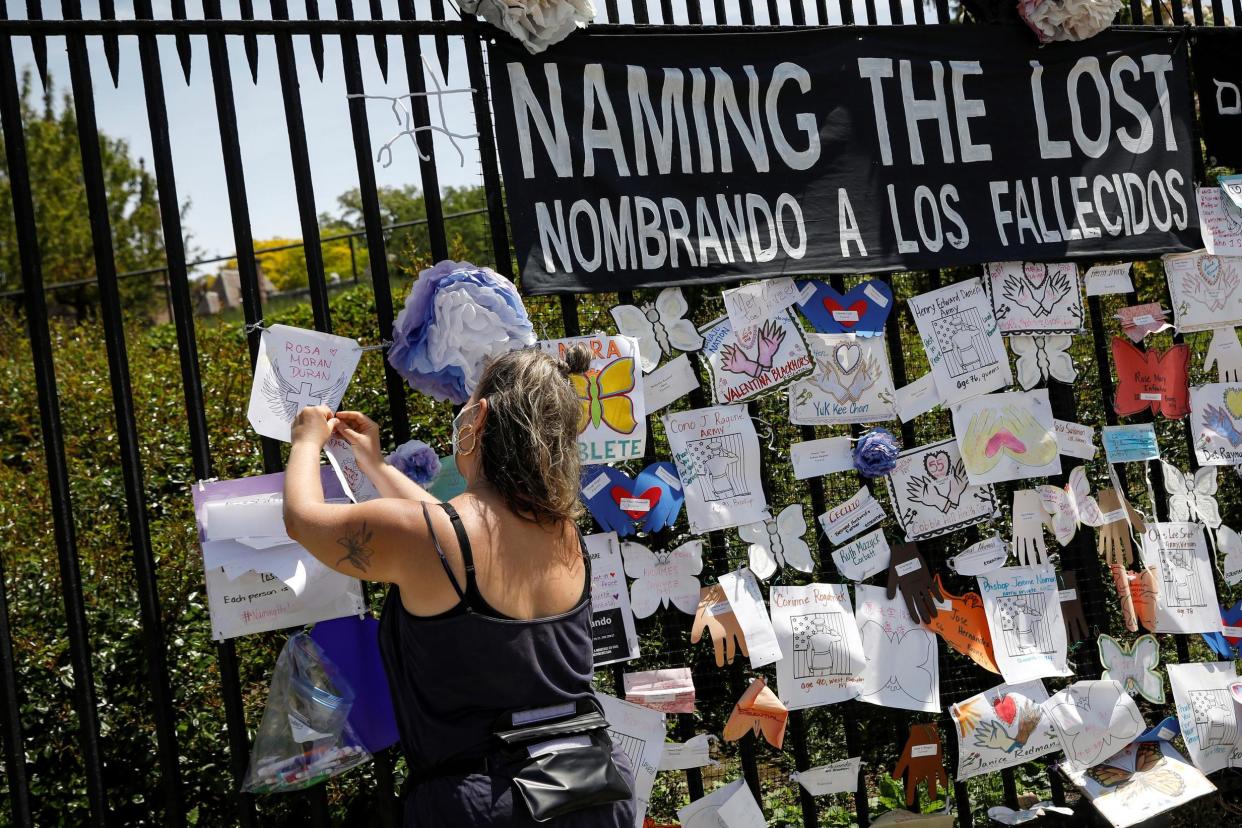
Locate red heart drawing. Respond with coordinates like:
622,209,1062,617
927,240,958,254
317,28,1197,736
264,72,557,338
992,693,1017,726
923,450,951,480
822,298,867,328
611,486,662,519
329,347,339,356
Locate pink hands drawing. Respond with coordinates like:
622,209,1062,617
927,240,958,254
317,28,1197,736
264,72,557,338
721,320,785,378
720,343,763,377
756,320,785,367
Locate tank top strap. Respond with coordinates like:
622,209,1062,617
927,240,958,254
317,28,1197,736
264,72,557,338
421,502,465,601
438,501,480,595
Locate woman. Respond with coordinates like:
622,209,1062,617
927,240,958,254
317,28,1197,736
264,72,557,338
283,345,635,826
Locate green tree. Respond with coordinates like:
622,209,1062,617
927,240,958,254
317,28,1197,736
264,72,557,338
0,71,183,319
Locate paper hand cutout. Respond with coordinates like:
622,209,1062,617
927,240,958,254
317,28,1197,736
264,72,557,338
904,449,970,515
610,287,704,373
1037,466,1106,547
723,677,787,749
738,504,813,581
1111,338,1190,419
795,278,893,336
924,575,1000,673
886,542,943,624
1205,326,1242,382
892,723,947,807
959,405,1059,477
622,540,703,618
1099,633,1165,704
1160,461,1221,529
1010,335,1076,390
1219,525,1242,585
1095,488,1142,566
1045,680,1145,770
1012,490,1053,566
720,319,784,378
580,463,685,537
690,584,749,667
1059,571,1090,645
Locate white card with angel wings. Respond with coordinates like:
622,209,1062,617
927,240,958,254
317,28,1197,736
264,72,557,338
986,262,1084,335
978,566,1072,684
1188,383,1242,465
884,438,997,542
1043,680,1146,771
771,584,865,710
663,405,768,534
247,324,362,442
908,277,1013,406
611,287,704,373
622,540,703,619
1139,523,1222,634
788,333,896,425
1168,661,1242,774
950,679,1061,780
738,504,814,581
854,584,939,713
1163,251,1242,332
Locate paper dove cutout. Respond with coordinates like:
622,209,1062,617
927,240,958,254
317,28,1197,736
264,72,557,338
1037,465,1106,546
610,288,704,373
924,576,1000,674
1010,335,1076,390
948,535,1010,576
621,539,703,618
737,504,813,580
1205,326,1242,382
1099,634,1165,704
1218,525,1242,585
795,278,893,336
723,678,788,749
580,462,684,536
1160,461,1221,529
1044,680,1146,770
1111,338,1190,419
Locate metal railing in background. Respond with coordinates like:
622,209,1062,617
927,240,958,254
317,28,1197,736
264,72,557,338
0,1,1235,826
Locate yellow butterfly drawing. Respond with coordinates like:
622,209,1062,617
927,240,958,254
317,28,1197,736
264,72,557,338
571,357,637,435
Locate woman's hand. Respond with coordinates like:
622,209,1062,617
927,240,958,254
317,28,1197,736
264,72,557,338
291,405,338,449
334,411,384,469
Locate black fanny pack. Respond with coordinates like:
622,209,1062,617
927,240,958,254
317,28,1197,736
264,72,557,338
490,698,632,822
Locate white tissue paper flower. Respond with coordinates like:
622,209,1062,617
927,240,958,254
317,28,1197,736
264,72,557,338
461,0,596,54
1018,0,1120,43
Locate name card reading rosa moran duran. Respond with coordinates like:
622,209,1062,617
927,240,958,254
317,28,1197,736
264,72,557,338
488,28,1198,294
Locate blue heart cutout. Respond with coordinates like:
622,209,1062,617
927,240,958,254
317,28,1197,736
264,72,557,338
795,279,893,336
579,462,684,536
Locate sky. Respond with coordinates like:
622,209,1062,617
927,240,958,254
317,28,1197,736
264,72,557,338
9,0,930,272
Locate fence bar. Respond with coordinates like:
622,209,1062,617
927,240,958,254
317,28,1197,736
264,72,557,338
0,12,106,826
23,1,48,88
338,0,413,447
1212,0,1225,21
463,20,516,280
397,0,449,262
370,0,390,80
0,546,29,828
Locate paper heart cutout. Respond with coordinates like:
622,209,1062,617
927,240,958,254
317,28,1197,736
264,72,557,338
924,450,951,480
612,485,662,519
993,693,1017,726
796,279,893,336
580,462,684,536
1226,389,1242,419
834,342,862,373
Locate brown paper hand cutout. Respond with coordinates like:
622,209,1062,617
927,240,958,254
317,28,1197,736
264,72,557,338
1059,571,1090,644
887,542,943,624
690,584,749,667
892,723,948,807
1097,488,1143,566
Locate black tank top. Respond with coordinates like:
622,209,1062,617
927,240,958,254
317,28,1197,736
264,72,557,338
377,502,594,776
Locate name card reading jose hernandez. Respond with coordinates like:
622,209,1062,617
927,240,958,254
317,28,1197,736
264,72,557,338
488,29,1197,294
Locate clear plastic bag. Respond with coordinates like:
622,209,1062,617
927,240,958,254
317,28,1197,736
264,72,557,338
242,632,371,794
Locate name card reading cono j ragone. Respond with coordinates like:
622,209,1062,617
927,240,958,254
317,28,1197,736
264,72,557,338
488,27,1198,294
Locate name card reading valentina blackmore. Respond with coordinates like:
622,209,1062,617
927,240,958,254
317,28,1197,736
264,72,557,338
489,28,1197,294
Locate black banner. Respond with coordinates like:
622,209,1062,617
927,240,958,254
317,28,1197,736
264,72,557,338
1193,28,1242,168
487,27,1199,295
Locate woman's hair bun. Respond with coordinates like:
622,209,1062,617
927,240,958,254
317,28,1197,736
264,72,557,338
561,343,592,376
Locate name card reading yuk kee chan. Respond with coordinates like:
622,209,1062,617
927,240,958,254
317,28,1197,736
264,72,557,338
819,487,886,546
790,437,854,480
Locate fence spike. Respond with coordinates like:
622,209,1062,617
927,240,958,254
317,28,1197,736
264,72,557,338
171,0,192,83
239,0,260,84
100,0,121,87
371,0,389,81
308,0,326,80
431,0,451,81
24,1,48,90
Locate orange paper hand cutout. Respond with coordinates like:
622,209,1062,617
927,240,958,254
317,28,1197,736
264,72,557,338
723,677,787,749
690,584,749,668
923,575,1000,674
892,723,947,807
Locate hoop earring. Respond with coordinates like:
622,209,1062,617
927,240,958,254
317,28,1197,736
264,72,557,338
457,426,479,457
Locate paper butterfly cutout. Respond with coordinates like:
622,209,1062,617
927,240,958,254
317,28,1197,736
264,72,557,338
1098,634,1165,704
1110,338,1190,419
737,504,813,581
858,619,937,704
610,288,704,373
1160,461,1221,529
1037,465,1105,546
1200,599,1242,659
723,677,787,749
795,278,893,336
1115,303,1173,343
1045,680,1145,770
621,539,703,618
1010,335,1076,390
580,463,684,537
571,356,638,434
1219,525,1242,585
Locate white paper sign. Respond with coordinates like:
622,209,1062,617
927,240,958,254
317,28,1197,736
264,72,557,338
854,584,939,713
789,436,854,480
986,261,1084,335
722,277,801,334
1139,523,1222,634
324,436,381,503
585,532,641,666
204,566,364,641
700,311,813,404
643,353,699,413
540,333,647,464
1053,419,1097,460
894,372,942,422
977,565,1072,684
771,584,865,709
657,734,715,771
831,529,892,582
788,333,896,425
818,487,885,545
884,438,997,541
664,405,767,534
1085,263,1135,296
1189,382,1242,466
792,757,861,796
598,693,666,828
951,390,1061,485
1043,680,1145,771
717,568,783,669
1197,186,1242,256
1168,661,1242,774
678,778,766,828
950,679,1060,780
948,535,1010,576
1162,250,1242,333
908,277,1013,406
247,324,362,442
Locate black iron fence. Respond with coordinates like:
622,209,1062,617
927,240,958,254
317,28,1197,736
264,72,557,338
0,1,1238,827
